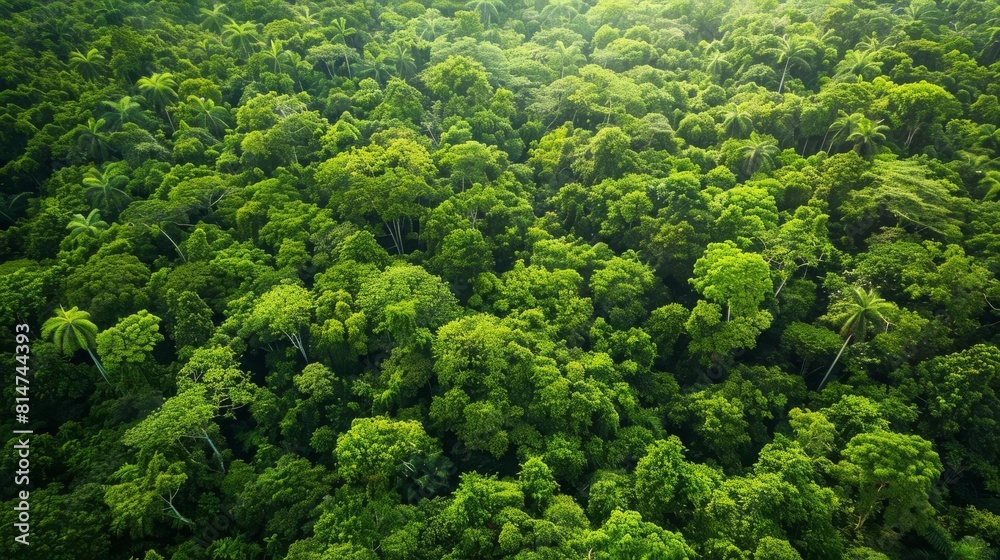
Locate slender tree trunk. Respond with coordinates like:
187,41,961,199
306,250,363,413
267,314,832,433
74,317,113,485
162,492,193,524
818,334,851,390
164,107,175,133
86,347,111,385
200,428,225,472
158,229,187,262
287,332,308,363
774,272,790,297
778,59,790,93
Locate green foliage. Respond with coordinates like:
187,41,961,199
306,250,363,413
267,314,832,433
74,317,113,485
335,416,437,490
95,309,163,387
5,1,1000,558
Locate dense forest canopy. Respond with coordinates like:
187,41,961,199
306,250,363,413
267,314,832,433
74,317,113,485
2,0,1000,558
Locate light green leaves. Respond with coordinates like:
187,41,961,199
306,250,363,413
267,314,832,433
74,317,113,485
691,241,772,318
335,416,436,489
836,431,942,533
96,309,163,377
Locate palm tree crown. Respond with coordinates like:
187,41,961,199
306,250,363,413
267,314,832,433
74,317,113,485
223,21,258,57
137,72,177,108
741,132,779,176
818,286,895,390
201,3,233,34
42,306,110,384
847,116,889,158
66,209,108,243
83,166,131,215
69,48,105,81
101,95,143,130
772,35,815,94
465,0,505,26
721,103,753,138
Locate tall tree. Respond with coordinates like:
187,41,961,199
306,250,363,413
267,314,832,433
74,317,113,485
721,103,753,138
68,48,104,81
184,95,230,136
330,17,357,78
137,72,177,131
83,166,130,215
819,286,895,390
199,3,232,33
465,0,505,26
771,35,815,94
834,50,882,81
825,111,863,153
223,21,258,57
846,116,889,158
243,284,314,362
41,306,110,384
741,132,779,175
76,117,109,161
547,40,585,78
539,0,580,26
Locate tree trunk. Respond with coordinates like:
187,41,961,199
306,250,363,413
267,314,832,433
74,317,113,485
818,334,851,391
162,492,193,524
774,272,790,297
778,59,790,93
287,332,308,363
86,347,111,385
159,229,187,262
200,428,225,472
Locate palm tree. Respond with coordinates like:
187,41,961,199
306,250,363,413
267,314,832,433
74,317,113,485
825,110,863,152
330,18,357,78
547,40,585,78
705,51,731,81
83,166,130,215
834,50,883,81
137,72,178,131
818,286,895,390
386,42,416,79
539,0,580,26
66,209,108,244
42,306,110,385
982,170,1000,201
200,3,233,34
815,28,842,54
847,117,889,158
101,95,143,130
76,117,109,161
359,52,392,84
293,5,319,29
721,103,753,138
741,132,779,175
69,48,105,81
982,26,1000,65
856,33,893,57
264,38,289,74
465,0,505,26
771,35,815,94
185,96,230,136
416,10,450,41
223,21,258,57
